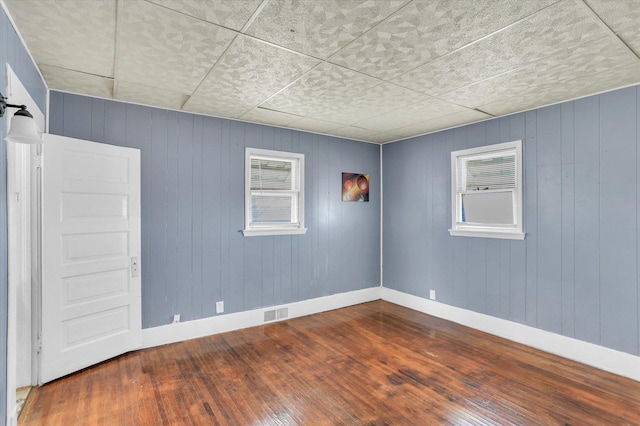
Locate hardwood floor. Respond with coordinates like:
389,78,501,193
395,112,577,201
19,301,640,425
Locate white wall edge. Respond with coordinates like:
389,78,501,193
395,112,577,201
381,287,640,382
142,286,382,349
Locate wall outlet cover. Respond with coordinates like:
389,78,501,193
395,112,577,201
216,301,224,314
429,290,436,300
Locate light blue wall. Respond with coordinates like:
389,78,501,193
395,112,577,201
49,92,381,329
0,5,47,423
383,85,640,357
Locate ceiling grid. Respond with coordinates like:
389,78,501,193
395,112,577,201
4,0,640,144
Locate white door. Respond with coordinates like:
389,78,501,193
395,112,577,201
40,134,141,383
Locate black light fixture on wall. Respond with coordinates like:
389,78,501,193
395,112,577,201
1,91,42,144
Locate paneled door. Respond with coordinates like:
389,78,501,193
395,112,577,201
40,134,141,383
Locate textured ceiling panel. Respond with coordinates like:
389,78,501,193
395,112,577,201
478,38,640,115
366,132,404,144
146,0,262,31
245,0,408,59
114,81,188,110
584,0,640,55
478,64,640,117
314,83,430,124
329,0,558,80
5,0,640,144
287,117,343,134
40,65,113,99
183,95,252,119
328,126,377,141
441,37,640,113
354,98,469,133
4,0,116,77
261,62,381,116
393,110,491,138
393,0,607,96
193,35,320,105
241,108,300,127
616,26,640,57
117,1,237,94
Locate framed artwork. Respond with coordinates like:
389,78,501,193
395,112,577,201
342,173,369,202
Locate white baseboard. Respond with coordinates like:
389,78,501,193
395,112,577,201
141,285,640,383
142,286,382,349
381,287,640,382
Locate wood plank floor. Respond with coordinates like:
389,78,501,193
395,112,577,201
20,301,640,425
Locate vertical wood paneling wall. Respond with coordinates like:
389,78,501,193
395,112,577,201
383,85,640,357
49,92,381,329
0,5,48,420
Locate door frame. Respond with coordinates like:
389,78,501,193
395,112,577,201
6,63,46,425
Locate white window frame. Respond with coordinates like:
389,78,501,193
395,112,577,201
449,140,525,240
242,147,307,237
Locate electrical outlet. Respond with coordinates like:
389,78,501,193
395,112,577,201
173,314,180,323
429,290,436,300
216,301,224,314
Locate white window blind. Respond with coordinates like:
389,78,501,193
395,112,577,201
244,148,306,236
459,153,515,192
250,158,298,224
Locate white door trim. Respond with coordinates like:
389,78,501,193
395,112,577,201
5,64,45,425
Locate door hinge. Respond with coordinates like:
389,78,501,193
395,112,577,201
33,154,42,169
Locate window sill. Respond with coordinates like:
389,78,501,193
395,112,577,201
242,228,308,237
448,229,526,240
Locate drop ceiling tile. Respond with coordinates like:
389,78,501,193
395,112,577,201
4,0,115,77
585,0,640,55
393,110,491,138
615,27,640,57
393,0,607,96
328,126,377,140
41,65,113,99
193,35,320,105
366,132,403,144
441,37,640,113
287,117,344,134
479,62,640,117
117,1,237,94
146,0,262,31
241,108,301,127
261,62,382,117
245,0,409,59
114,81,188,110
314,83,430,124
329,0,558,80
354,97,468,133
183,96,252,119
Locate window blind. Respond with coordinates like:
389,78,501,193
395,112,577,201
458,151,515,192
250,158,295,191
251,195,297,223
250,157,299,224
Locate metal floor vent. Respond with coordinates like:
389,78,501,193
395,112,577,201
264,307,289,322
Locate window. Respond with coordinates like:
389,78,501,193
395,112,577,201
243,147,307,237
449,140,525,240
